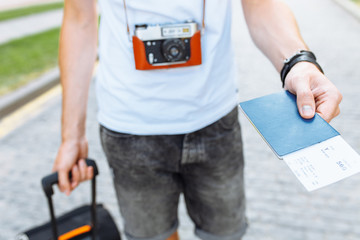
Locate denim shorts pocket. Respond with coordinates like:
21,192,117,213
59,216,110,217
99,125,139,168
218,107,239,130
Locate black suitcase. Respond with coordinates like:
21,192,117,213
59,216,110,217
17,159,121,240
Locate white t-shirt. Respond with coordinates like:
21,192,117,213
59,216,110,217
96,0,238,135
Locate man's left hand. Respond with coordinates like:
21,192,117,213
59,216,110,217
284,62,342,122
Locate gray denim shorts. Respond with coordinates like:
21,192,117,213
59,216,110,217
100,107,247,240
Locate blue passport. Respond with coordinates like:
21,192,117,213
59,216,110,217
239,91,340,158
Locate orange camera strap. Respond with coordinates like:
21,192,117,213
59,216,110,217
122,0,206,39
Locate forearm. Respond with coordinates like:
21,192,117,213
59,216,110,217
241,0,307,72
241,0,341,122
59,1,98,142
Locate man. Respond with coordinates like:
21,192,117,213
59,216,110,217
53,0,342,240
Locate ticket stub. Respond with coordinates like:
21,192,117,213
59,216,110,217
283,135,360,191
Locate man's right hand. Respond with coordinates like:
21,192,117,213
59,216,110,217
53,138,93,195
54,0,97,196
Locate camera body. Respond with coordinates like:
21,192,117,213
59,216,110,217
132,21,202,70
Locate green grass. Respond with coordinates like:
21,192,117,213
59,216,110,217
0,28,60,96
352,0,360,6
0,2,63,22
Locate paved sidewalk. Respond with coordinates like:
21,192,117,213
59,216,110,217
0,9,63,44
0,0,360,239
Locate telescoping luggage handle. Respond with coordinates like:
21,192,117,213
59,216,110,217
41,159,99,240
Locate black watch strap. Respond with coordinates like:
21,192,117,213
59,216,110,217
280,50,324,87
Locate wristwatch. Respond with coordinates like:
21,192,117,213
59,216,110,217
280,50,324,87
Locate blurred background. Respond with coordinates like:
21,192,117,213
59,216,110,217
0,0,62,99
0,0,360,239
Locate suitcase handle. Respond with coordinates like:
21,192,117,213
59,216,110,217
42,159,99,198
41,158,99,240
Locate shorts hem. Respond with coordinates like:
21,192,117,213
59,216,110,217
125,221,178,240
195,220,248,240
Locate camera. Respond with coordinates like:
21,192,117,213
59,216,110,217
132,21,202,70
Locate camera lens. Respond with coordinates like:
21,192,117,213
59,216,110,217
162,39,186,62
170,47,180,57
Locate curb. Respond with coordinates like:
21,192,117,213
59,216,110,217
0,68,60,119
333,0,360,21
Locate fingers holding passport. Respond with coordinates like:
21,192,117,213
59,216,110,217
284,62,342,123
